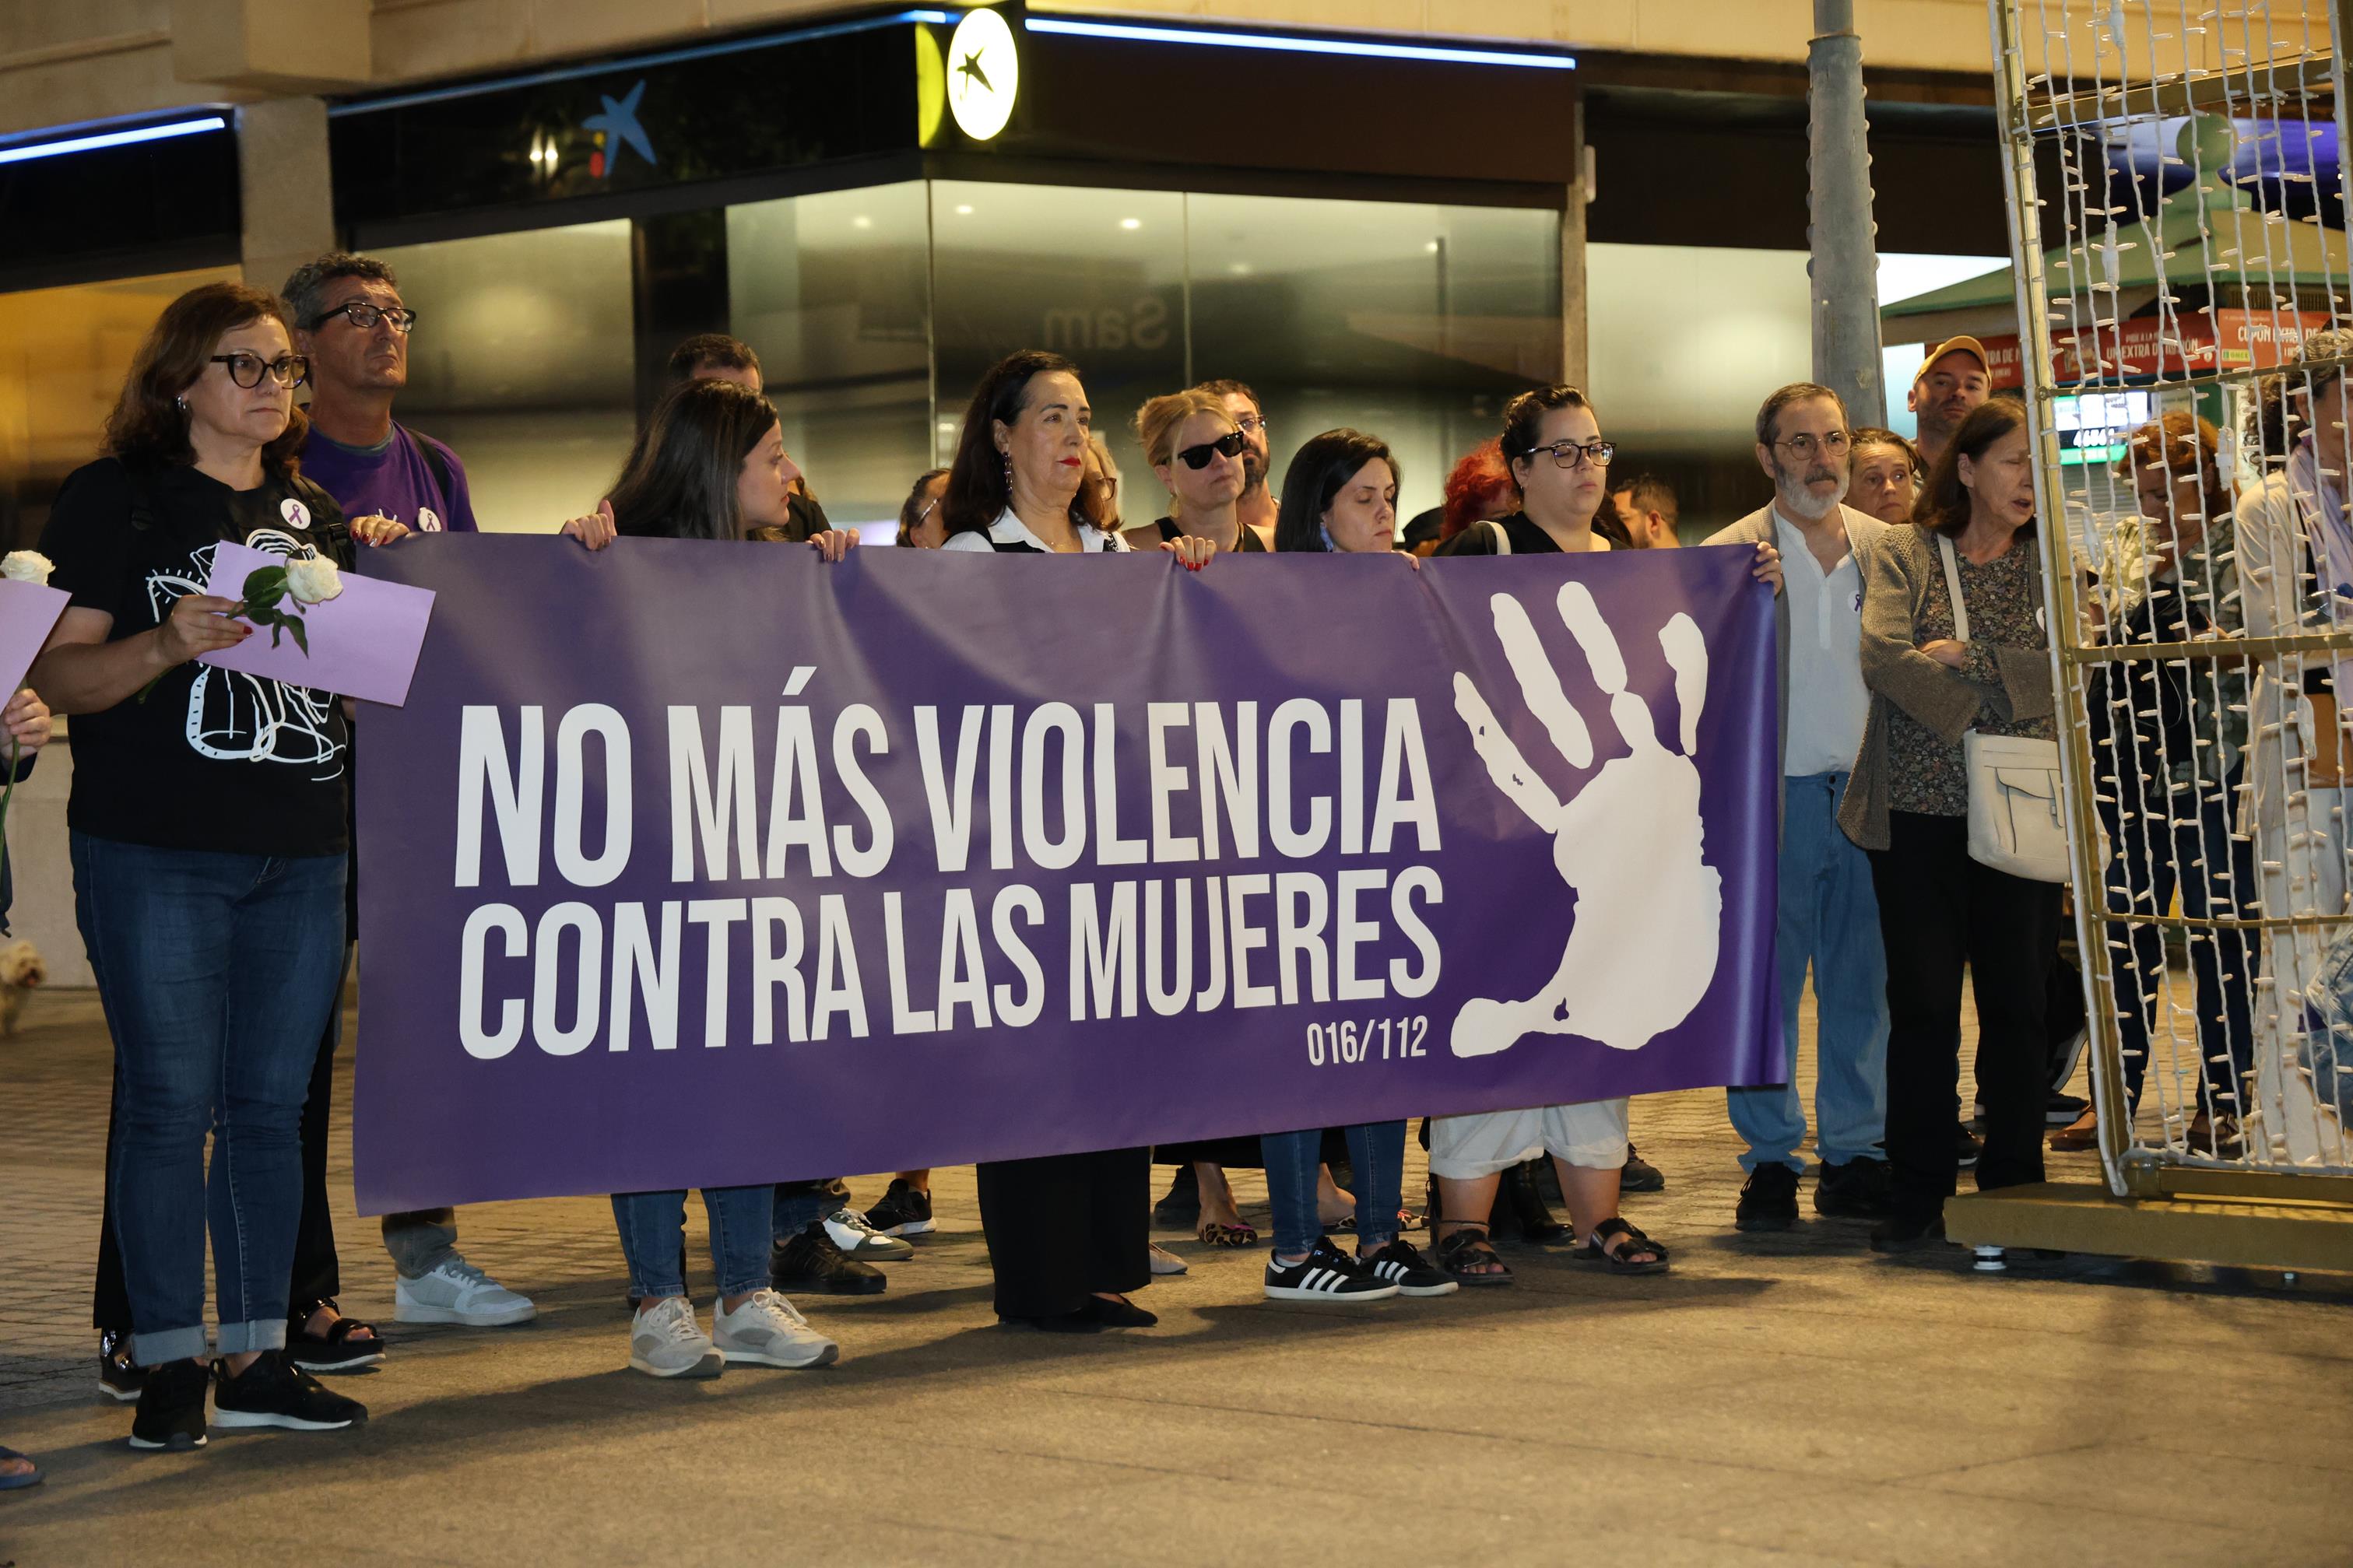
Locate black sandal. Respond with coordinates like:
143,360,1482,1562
288,1297,386,1373
1570,1217,1669,1275
1435,1225,1515,1286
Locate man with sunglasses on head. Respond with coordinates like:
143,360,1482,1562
1196,379,1278,546
278,253,532,1349
285,254,477,538
1705,383,1895,1233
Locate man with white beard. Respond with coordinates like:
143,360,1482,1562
1706,384,1895,1231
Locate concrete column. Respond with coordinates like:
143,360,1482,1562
1807,0,1885,424
236,95,336,296
1561,103,1589,390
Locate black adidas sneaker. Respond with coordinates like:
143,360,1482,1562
1263,1237,1399,1303
1358,1239,1459,1297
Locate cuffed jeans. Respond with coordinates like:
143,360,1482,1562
73,832,347,1366
613,1187,772,1301
1262,1121,1405,1258
2098,775,2257,1118
1731,770,1890,1171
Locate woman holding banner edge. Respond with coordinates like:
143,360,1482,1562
563,376,852,1377
941,350,1216,1331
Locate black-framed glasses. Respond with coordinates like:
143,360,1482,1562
1772,430,1852,461
209,353,309,389
1233,413,1270,437
310,301,419,335
1534,437,1614,469
1177,430,1249,469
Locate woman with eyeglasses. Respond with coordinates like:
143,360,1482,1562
1122,390,1267,556
1425,387,1779,1286
30,282,410,1449
894,468,950,549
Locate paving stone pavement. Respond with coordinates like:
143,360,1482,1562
2,982,2349,1566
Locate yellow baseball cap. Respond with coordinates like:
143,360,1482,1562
1914,336,1990,382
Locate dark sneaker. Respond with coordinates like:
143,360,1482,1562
1735,1163,1800,1231
210,1350,366,1433
1621,1143,1666,1193
1153,1164,1202,1228
2046,1091,2089,1126
1814,1158,1893,1219
1955,1123,1983,1169
128,1358,207,1450
1870,1212,1949,1254
1359,1239,1458,1297
99,1329,145,1404
1263,1237,1400,1303
771,1221,887,1295
1083,1295,1158,1328
862,1178,936,1237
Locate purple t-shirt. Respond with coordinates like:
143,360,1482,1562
298,424,478,535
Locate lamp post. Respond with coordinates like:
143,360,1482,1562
1808,0,1885,426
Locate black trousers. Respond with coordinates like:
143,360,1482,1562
96,947,349,1331
975,1147,1150,1320
1869,811,2063,1221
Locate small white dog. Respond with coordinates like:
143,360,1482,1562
0,938,44,1037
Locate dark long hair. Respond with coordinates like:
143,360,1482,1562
104,282,309,474
1914,398,2032,538
1274,429,1398,552
605,379,779,541
942,350,1083,538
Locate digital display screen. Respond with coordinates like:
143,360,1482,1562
2052,389,2155,466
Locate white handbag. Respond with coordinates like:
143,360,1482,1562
1937,535,2071,883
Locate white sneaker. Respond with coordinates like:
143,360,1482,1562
394,1256,538,1327
711,1289,839,1370
822,1207,913,1261
629,1297,724,1379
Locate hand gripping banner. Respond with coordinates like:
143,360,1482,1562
353,537,1782,1212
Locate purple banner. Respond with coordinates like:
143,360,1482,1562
353,536,1781,1213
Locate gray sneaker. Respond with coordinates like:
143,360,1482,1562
822,1207,913,1261
711,1289,838,1370
627,1297,722,1379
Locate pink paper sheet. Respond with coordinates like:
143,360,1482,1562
198,542,437,706
0,579,70,699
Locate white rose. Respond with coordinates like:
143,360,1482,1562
283,556,344,605
1,551,54,585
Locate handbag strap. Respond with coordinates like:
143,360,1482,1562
1485,517,1512,556
1936,533,1972,644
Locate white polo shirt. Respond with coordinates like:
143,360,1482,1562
1775,506,1870,777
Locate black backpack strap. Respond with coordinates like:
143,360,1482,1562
289,472,355,565
399,423,455,514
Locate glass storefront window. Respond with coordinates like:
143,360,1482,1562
1187,194,1559,524
931,181,1189,503
0,266,239,552
729,183,932,529
371,219,636,532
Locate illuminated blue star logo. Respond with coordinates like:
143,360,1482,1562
582,80,655,177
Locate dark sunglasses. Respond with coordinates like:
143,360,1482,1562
1176,430,1248,470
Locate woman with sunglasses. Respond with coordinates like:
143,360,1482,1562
1123,390,1266,556
31,282,409,1448
1427,386,1779,1285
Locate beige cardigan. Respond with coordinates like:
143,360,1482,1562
1835,522,2056,851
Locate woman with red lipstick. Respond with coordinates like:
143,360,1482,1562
939,351,1211,1332
1836,398,2060,1253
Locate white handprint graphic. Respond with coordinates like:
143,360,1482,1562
1450,581,1722,1057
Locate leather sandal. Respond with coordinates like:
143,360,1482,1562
1435,1225,1514,1286
1570,1217,1670,1275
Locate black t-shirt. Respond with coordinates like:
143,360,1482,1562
1431,512,1586,556
1151,517,1268,552
38,458,356,858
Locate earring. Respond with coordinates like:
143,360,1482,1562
175,395,188,412
1001,453,1013,494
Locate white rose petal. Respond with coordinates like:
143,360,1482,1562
283,556,344,605
1,551,54,585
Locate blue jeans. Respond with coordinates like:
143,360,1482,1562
1730,771,1889,1171
1261,1122,1405,1258
72,832,347,1366
2098,777,2257,1115
771,1180,833,1242
612,1187,772,1300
